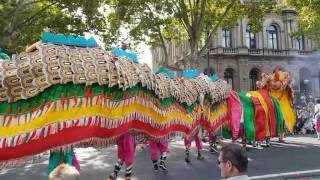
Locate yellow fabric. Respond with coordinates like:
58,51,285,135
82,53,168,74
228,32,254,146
206,102,227,123
0,103,194,138
247,91,270,137
270,71,286,81
0,97,184,127
270,89,295,132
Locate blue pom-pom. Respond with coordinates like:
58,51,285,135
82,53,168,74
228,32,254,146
41,32,97,47
42,32,54,43
65,34,76,45
76,36,87,47
54,33,66,44
210,74,218,81
182,69,199,78
155,67,174,79
87,37,97,47
112,48,139,62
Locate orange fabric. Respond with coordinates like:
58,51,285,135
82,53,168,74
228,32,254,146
258,89,276,137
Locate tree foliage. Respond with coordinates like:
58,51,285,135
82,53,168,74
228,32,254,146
1,0,318,65
105,0,274,68
0,0,108,54
285,0,320,45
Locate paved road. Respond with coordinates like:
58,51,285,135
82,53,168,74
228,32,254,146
1,135,320,180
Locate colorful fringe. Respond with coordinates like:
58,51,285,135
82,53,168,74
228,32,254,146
224,91,285,142
237,92,255,142
0,83,227,167
270,89,295,132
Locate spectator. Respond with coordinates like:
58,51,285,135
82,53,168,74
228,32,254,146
315,99,320,139
48,163,80,180
218,143,249,180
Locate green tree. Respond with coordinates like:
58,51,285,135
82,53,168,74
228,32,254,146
105,0,274,68
0,0,108,54
285,0,320,46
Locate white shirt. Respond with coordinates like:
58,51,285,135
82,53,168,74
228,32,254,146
315,104,320,115
225,175,250,180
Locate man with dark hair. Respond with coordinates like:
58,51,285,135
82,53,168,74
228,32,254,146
218,143,249,180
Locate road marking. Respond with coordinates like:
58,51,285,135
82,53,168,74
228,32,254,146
250,169,320,179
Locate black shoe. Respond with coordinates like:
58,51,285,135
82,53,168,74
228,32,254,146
153,163,159,173
197,155,204,160
185,149,190,163
109,172,117,180
197,152,204,160
210,145,218,154
266,139,271,147
159,161,167,171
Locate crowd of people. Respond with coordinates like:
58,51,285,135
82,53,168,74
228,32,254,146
294,96,320,137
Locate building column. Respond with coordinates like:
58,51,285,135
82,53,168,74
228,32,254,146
216,28,222,47
238,58,249,92
285,21,290,50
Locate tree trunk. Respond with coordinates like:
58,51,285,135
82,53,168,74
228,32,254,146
188,30,199,69
157,30,169,68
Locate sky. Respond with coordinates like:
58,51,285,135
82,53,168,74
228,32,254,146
82,5,154,69
137,42,153,68
85,33,153,69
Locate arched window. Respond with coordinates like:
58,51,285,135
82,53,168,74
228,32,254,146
224,68,234,89
249,68,261,90
267,25,278,49
245,25,256,49
299,67,311,94
296,35,305,50
222,28,232,48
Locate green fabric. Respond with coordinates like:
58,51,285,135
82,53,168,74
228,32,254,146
47,148,73,179
0,83,211,115
0,48,10,60
271,96,284,135
237,92,255,142
214,126,223,137
222,123,232,139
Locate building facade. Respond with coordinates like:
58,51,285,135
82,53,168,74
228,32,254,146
152,8,320,101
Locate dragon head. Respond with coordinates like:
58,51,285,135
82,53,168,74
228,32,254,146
269,66,287,90
257,66,292,92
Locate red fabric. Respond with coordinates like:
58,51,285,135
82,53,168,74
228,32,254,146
227,90,242,141
201,115,227,133
251,97,266,141
258,89,276,137
0,120,191,161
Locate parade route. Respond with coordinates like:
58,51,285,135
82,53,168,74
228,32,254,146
1,135,320,180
